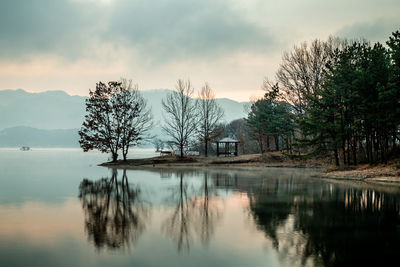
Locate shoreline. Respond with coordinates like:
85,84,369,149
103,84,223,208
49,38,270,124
100,152,400,185
99,152,326,170
318,163,400,184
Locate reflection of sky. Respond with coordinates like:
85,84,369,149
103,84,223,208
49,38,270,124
0,193,279,267
0,148,157,204
0,149,285,266
1,149,400,266
0,199,84,242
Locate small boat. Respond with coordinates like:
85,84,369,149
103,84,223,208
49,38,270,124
20,146,31,151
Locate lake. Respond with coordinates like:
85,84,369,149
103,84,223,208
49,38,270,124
0,148,399,266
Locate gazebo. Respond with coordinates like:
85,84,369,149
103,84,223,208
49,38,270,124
215,137,239,157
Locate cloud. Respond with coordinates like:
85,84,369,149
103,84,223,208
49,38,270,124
106,0,274,61
0,0,274,63
336,17,400,43
0,0,99,60
1,0,399,101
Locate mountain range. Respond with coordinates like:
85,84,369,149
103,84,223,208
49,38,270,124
0,89,249,147
0,126,79,148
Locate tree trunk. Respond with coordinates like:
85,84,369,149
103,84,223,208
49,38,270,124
180,143,184,158
275,136,280,151
122,145,128,161
204,139,208,157
347,136,350,165
334,146,339,166
286,136,289,152
258,135,264,154
366,133,372,164
341,136,346,165
352,134,357,166
112,152,118,162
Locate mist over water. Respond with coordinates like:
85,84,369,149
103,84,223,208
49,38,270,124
0,148,399,266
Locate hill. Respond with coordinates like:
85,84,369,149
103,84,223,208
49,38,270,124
0,126,79,147
0,89,249,147
0,89,85,130
0,89,248,130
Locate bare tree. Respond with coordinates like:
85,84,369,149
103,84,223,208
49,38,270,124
162,79,198,158
151,138,165,152
197,83,224,157
275,37,345,114
119,79,153,161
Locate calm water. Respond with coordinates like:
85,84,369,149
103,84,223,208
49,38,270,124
0,149,400,267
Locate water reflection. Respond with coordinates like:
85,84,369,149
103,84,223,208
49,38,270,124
194,173,223,246
76,167,400,266
162,172,223,251
78,169,149,250
246,177,400,266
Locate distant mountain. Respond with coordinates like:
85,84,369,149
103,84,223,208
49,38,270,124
144,89,249,125
0,89,249,146
0,126,79,147
0,89,249,131
0,89,86,130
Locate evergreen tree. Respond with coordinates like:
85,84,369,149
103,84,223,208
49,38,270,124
299,32,400,165
247,84,295,152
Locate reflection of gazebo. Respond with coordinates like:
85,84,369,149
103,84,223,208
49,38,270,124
215,137,239,157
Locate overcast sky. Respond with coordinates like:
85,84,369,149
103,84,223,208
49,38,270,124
0,0,399,101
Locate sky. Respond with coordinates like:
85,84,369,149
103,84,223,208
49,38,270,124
0,0,399,101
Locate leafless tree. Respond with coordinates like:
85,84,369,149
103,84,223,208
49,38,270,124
151,138,165,152
196,83,224,157
119,79,153,161
275,37,345,114
162,79,198,158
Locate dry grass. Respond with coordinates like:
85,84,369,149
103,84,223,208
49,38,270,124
101,151,327,169
322,160,400,183
100,152,400,185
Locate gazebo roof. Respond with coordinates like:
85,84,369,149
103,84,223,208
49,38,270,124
217,137,239,143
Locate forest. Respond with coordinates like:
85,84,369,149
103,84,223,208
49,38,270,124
247,30,400,166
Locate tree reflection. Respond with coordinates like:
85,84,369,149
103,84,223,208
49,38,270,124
248,178,400,266
194,173,223,246
162,171,223,251
162,173,193,251
79,169,149,250
248,179,294,249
